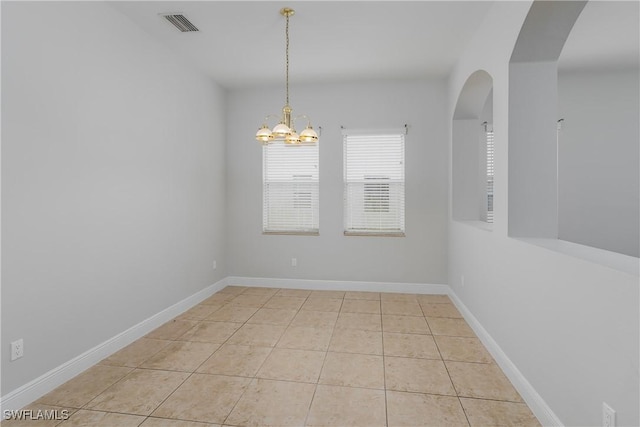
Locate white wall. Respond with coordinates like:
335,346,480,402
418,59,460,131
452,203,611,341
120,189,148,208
227,79,448,284
558,68,639,257
448,2,639,426
1,2,227,395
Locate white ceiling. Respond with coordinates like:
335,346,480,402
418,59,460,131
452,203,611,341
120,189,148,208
110,1,494,89
110,1,639,90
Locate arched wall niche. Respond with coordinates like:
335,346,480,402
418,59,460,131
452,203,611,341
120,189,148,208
452,70,494,224
507,0,586,238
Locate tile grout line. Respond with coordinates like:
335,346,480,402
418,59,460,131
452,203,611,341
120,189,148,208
424,301,472,427
220,287,283,426
380,297,390,427
145,287,255,425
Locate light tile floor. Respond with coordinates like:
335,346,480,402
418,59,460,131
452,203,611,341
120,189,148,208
4,286,541,426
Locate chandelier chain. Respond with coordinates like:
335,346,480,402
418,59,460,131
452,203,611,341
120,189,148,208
285,13,290,106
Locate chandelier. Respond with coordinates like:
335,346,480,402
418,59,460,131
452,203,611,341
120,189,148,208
256,8,318,145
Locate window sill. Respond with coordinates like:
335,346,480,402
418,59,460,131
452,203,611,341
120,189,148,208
515,237,639,277
344,231,406,237
454,219,493,232
263,231,319,236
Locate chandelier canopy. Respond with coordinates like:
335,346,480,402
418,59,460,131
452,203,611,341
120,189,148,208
256,8,318,145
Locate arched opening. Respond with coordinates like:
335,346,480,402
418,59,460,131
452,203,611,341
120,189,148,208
508,1,586,238
508,0,639,258
452,70,494,225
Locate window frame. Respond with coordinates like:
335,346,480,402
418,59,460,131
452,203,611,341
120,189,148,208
343,130,406,237
262,142,319,236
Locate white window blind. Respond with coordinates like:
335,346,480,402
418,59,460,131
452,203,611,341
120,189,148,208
343,132,405,235
263,143,319,234
486,129,494,224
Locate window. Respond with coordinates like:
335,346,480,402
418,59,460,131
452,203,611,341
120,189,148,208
343,131,405,236
263,143,319,234
485,126,494,223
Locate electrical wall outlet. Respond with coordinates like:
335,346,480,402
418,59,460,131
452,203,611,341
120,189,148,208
291,258,297,267
603,402,616,427
11,339,24,361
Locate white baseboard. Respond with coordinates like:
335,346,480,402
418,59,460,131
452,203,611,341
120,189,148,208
448,291,562,426
0,278,228,413
226,276,449,295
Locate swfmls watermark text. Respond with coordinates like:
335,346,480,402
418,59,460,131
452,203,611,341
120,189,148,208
3,409,70,421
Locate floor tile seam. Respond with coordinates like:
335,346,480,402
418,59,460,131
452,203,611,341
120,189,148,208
314,382,388,394
428,326,473,427
308,310,342,409
34,399,84,411
20,402,77,412
189,309,278,378
253,345,328,386
430,332,477,338
380,298,390,427
290,323,336,330
316,378,386,392
74,366,138,411
325,348,383,357
175,338,228,373
129,364,216,375
299,309,341,314
219,375,302,427
385,387,459,398
382,312,424,317
246,340,283,381
302,383,320,426
431,333,461,402
458,395,530,404
441,358,495,366
219,374,257,426
439,363,524,404
422,314,465,320
331,325,383,335
459,400,473,427
339,310,382,315
142,414,211,424
270,307,307,350
68,407,149,418
323,349,385,357
381,330,433,336
136,368,196,421
385,388,474,399
250,374,324,387
417,300,453,305
382,352,444,362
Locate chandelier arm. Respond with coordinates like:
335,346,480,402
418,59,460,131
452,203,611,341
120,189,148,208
293,114,312,127
262,114,281,125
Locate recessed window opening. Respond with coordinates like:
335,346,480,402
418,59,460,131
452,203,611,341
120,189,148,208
343,130,405,236
452,70,494,227
484,122,495,224
263,143,319,235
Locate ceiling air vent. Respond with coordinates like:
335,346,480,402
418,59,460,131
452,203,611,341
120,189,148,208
161,14,199,32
